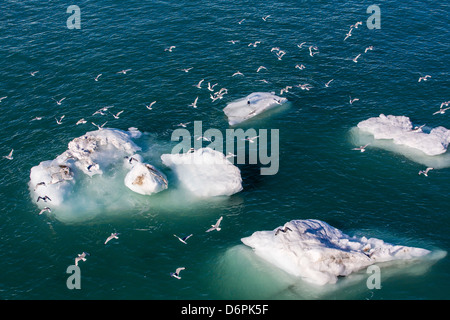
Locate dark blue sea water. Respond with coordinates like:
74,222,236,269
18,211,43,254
0,0,449,300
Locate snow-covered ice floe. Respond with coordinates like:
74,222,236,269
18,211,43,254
241,219,437,286
161,147,243,197
29,128,167,215
357,114,450,156
223,92,288,126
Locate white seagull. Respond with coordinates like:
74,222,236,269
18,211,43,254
257,66,267,72
325,79,334,87
295,64,305,70
3,149,13,160
353,54,361,63
418,75,431,82
75,252,90,266
105,232,120,245
111,110,124,119
76,118,87,125
262,15,271,21
174,234,193,244
189,97,198,108
309,45,319,56
55,115,65,125
0,96,7,102
433,107,450,115
53,97,66,105
165,46,176,52
194,79,204,89
31,116,43,121
92,121,107,130
30,71,39,76
146,101,156,110
243,136,259,143
412,124,425,132
352,144,370,152
232,71,244,77
38,207,51,215
170,267,185,279
94,74,102,81
297,42,306,48
365,46,374,53
206,216,223,232
176,122,191,128
207,82,218,92
117,69,131,74
349,97,359,104
180,67,193,73
419,167,433,177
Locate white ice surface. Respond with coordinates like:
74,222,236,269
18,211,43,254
241,219,432,285
223,92,288,126
160,147,243,197
124,162,168,195
29,128,166,213
357,114,450,156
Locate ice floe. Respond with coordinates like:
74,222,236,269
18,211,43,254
223,92,287,126
161,147,243,197
241,219,434,286
357,114,450,156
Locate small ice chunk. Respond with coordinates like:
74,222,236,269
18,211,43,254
124,162,168,195
241,219,431,285
223,92,287,126
161,147,243,197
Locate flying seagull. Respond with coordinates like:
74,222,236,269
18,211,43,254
352,144,370,152
104,232,120,245
146,101,156,110
117,69,131,74
194,79,204,89
3,149,13,160
76,118,87,125
170,267,185,279
30,71,39,76
353,53,361,63
325,79,334,87
111,110,124,119
418,75,431,82
174,234,193,244
206,216,223,232
243,136,259,143
418,167,433,177
349,97,359,104
165,46,176,52
75,252,90,266
37,195,51,202
0,96,7,102
38,207,51,215
53,97,66,105
189,97,198,108
275,226,292,235
55,115,65,125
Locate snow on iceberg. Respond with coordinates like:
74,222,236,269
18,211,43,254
160,147,243,197
124,161,168,196
241,219,432,286
357,114,450,156
223,92,288,126
29,128,167,214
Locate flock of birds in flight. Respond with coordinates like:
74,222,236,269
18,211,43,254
1,12,449,283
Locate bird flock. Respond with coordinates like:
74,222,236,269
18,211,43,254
0,9,448,293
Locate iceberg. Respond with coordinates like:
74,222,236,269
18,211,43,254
357,114,450,156
241,219,432,286
29,128,167,214
223,92,287,126
160,147,243,197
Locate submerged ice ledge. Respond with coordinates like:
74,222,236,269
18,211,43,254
241,219,437,286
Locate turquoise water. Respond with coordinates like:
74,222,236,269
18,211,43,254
0,0,449,300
